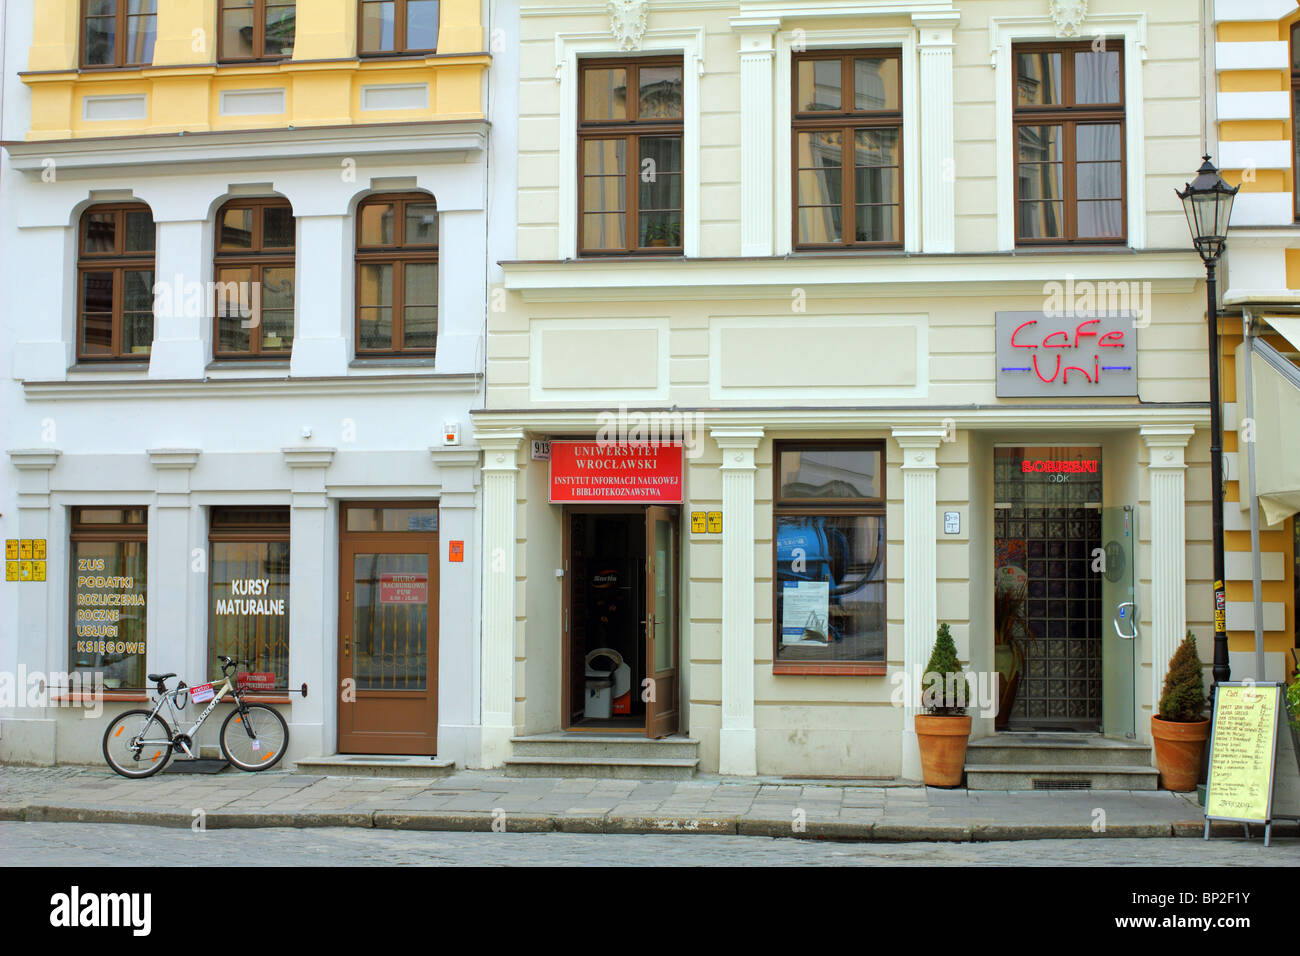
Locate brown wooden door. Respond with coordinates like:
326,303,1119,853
644,506,680,738
338,503,439,755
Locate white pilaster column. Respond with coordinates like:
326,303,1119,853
913,14,959,254
149,220,209,379
290,215,351,378
893,427,945,780
731,18,780,257
283,446,336,759
1141,425,1195,721
10,227,75,381
431,448,482,766
712,427,763,776
5,450,61,763
146,449,200,682
475,430,523,768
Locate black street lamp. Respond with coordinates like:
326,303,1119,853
1176,155,1238,689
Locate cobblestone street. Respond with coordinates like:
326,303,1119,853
5,822,1297,866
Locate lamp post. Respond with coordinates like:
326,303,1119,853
1176,155,1239,689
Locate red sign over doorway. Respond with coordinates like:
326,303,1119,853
549,441,684,503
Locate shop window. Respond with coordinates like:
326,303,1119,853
209,507,290,691
359,0,439,56
773,443,886,674
578,56,684,256
214,198,296,357
219,0,296,62
70,508,148,689
355,194,438,355
792,50,903,249
82,0,157,68
77,204,156,361
1013,41,1125,244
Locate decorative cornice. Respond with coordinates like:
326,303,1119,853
21,371,481,402
281,446,337,469
146,448,201,470
7,449,62,471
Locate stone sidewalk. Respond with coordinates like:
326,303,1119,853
1,764,1285,842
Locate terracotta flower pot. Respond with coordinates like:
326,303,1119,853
1150,716,1209,791
915,713,972,788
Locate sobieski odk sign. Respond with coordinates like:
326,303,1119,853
995,311,1138,397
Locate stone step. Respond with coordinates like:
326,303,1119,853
509,733,700,760
293,754,456,779
966,736,1153,768
503,754,700,780
965,764,1160,791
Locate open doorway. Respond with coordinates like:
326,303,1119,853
563,507,680,736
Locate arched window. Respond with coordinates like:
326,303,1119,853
355,194,438,355
214,198,296,357
77,204,156,361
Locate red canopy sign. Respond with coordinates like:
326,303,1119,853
549,441,684,503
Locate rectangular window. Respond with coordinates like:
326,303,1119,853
209,508,290,691
70,508,148,689
578,57,684,256
792,50,903,249
220,0,296,62
359,0,439,56
773,443,886,674
82,0,157,68
1013,41,1125,244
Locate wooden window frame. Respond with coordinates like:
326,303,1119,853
577,55,685,257
80,0,157,69
791,48,904,251
1292,24,1300,223
70,507,149,690
218,0,297,64
358,0,440,58
1012,40,1127,246
76,203,156,362
208,506,291,695
213,198,296,359
354,193,439,356
771,440,887,676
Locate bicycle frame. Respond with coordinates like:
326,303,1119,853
130,675,244,755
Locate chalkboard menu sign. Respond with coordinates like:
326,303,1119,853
1204,682,1283,832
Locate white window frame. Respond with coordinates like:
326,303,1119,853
775,27,921,256
554,29,704,260
990,14,1148,251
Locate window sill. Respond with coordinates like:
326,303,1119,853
773,662,887,676
69,362,150,372
349,356,437,368
206,359,291,371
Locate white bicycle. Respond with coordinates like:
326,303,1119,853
102,656,289,778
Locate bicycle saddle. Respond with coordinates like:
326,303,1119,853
147,673,176,683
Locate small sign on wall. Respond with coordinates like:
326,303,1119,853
531,440,551,461
449,540,464,562
996,311,1138,397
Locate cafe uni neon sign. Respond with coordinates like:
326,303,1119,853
994,311,1138,398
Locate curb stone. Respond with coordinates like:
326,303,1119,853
971,822,1171,841
605,814,736,835
872,823,974,842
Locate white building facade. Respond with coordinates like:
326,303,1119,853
0,0,516,767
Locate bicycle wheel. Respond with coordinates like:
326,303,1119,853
220,704,289,771
102,709,173,779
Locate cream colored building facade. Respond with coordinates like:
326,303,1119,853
474,0,1218,778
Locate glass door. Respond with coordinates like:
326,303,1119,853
644,506,680,738
1101,505,1137,739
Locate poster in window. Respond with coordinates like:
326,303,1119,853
781,581,830,645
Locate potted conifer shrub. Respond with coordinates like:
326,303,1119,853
1150,631,1209,791
915,622,972,788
